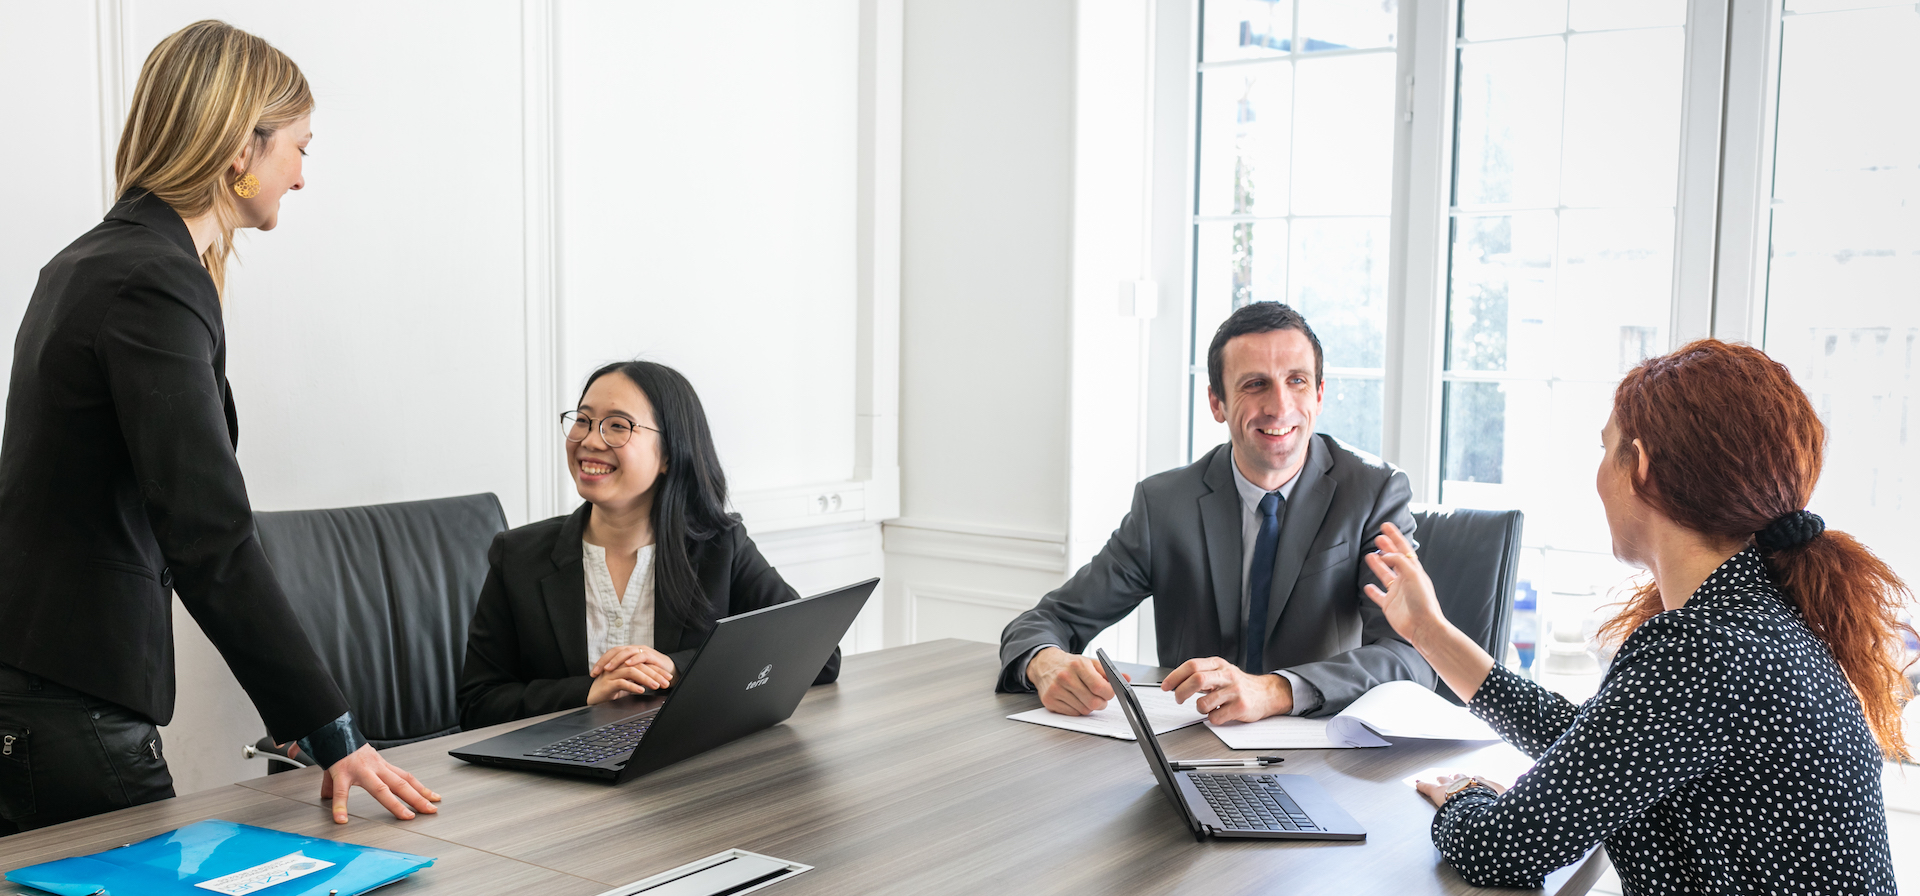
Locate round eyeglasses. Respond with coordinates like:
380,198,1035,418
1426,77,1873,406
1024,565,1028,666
561,411,657,449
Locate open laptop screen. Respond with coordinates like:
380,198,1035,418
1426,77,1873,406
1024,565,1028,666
1096,649,1200,835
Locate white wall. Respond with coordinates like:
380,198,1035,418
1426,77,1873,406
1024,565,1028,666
128,0,537,520
886,0,1170,662
557,0,859,497
0,0,896,794
0,3,113,422
886,0,1077,647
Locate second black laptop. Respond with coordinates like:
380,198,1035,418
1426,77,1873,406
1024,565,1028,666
450,578,875,784
1096,648,1366,841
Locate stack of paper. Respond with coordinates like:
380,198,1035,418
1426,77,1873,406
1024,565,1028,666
1208,680,1501,749
1007,685,1207,741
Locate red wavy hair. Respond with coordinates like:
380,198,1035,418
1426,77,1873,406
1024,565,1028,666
1596,339,1915,759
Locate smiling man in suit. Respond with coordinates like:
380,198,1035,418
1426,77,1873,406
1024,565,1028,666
997,302,1433,721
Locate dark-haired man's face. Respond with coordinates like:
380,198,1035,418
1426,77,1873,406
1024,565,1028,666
1207,328,1322,489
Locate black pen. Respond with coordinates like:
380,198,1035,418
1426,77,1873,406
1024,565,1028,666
1169,756,1285,769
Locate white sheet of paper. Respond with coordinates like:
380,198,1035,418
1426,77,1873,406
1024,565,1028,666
1204,680,1500,749
1334,680,1500,742
1205,715,1345,750
1007,685,1207,741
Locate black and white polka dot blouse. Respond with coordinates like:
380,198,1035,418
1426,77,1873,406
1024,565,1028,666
1433,548,1895,894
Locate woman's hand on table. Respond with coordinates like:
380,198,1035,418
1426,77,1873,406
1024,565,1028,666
321,744,440,824
1415,773,1507,810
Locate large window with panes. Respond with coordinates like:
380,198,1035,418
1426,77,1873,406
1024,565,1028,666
1183,0,1919,701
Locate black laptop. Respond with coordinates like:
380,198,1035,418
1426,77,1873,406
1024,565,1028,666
1095,649,1366,841
451,578,876,784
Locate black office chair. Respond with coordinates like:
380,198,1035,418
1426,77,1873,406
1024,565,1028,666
1407,504,1524,705
243,493,508,770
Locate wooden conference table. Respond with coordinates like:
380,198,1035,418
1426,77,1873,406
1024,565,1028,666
0,640,1606,895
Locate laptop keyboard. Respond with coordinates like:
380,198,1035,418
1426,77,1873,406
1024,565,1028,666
526,713,656,764
1193,773,1319,832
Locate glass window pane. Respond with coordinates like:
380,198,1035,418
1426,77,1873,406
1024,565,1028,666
1202,0,1294,62
1446,0,1687,669
1442,380,1507,484
1319,376,1383,456
1291,53,1397,215
1461,0,1567,42
1568,0,1684,31
1193,221,1288,453
1196,66,1293,217
1553,208,1674,376
1785,0,1918,12
1289,217,1388,368
1196,220,1289,313
1442,378,1635,634
1448,212,1555,373
1454,38,1566,209
1764,5,1920,596
1560,29,1684,208
1297,0,1398,52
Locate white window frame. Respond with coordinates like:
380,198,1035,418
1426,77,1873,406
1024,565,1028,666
1157,0,1794,499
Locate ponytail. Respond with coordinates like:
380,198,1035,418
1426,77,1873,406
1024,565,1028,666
1766,530,1915,760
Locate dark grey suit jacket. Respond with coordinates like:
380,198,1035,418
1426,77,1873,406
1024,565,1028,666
996,435,1434,715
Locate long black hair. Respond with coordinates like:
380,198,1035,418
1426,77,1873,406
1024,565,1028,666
577,360,733,625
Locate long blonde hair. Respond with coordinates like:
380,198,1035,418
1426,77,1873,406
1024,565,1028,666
115,20,311,296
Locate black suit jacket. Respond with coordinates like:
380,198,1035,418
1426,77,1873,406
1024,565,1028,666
997,436,1433,716
457,503,839,729
0,191,349,741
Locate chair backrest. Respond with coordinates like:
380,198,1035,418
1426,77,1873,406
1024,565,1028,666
1408,505,1524,705
254,493,508,748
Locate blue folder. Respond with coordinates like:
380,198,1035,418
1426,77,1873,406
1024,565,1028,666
5,819,434,896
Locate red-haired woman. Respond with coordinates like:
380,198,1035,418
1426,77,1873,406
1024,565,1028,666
1362,339,1906,893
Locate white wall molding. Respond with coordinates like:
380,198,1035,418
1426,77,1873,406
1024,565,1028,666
755,520,882,567
904,580,1042,646
93,0,125,211
906,581,1036,613
735,479,875,534
883,518,1067,573
521,0,561,527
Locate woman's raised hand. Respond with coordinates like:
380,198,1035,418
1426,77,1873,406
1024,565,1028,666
1362,522,1447,646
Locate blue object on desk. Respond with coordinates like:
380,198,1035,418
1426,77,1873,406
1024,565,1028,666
5,819,433,896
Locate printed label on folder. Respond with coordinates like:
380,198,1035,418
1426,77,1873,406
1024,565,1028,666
194,852,336,895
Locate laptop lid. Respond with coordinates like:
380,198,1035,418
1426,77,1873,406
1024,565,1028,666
612,577,877,783
1095,649,1201,836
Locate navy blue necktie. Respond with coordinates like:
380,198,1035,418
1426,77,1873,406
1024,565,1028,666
1246,491,1283,673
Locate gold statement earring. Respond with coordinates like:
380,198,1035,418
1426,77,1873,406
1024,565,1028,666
232,173,261,199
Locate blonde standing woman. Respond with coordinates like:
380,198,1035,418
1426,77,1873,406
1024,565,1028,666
0,20,438,832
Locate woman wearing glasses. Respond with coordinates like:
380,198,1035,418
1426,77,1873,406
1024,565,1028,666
457,360,839,728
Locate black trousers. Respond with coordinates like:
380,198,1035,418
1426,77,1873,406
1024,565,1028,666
0,662,174,835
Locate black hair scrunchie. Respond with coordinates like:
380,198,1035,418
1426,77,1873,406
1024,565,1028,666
1756,509,1825,551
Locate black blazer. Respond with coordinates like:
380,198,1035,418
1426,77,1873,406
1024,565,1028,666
0,191,349,741
457,503,839,730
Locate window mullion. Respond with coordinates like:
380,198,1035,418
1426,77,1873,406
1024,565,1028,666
1385,0,1459,503
1710,0,1786,343
1671,0,1735,347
